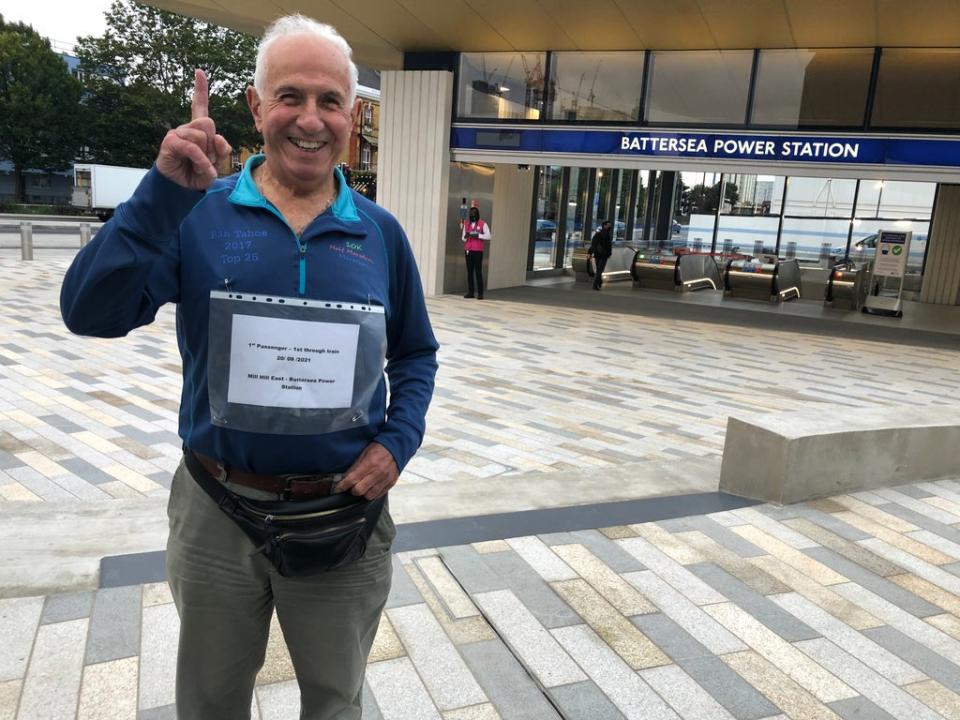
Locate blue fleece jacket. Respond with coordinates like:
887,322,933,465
61,155,439,475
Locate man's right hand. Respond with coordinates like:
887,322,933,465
156,69,232,191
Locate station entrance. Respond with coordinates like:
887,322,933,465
528,165,935,297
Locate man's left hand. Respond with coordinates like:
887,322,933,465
338,442,399,500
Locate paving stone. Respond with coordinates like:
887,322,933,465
867,629,960,696
0,451,23,470
41,590,94,624
783,518,904,577
0,595,43,682
415,556,479,619
537,532,579,546
673,515,769,557
472,590,585,688
618,537,726,605
474,550,581,629
903,679,960,720
639,664,737,720
673,531,790,595
771,592,924,686
86,586,142,665
38,414,87,434
387,604,486,711
77,656,139,720
624,571,746,655
365,657,443,720
548,681,625,720
138,706,179,720
256,679,301,720
567,530,646,573
437,546,507,595
138,602,179,711
861,533,960,595
460,640,562,720
361,682,384,720
385,556,426,609
0,680,19,720
551,624,679,720
505,537,577,582
551,579,669,669
796,507,874,541
17,617,88,720
721,651,843,720
873,488,960,525
551,544,655,615
828,696,898,720
688,563,819,642
834,583,960,667
58,457,123,486
795,637,944,720
704,602,856,703
631,614,779,720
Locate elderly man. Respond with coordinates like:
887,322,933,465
60,14,438,720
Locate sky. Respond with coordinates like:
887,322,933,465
0,0,114,53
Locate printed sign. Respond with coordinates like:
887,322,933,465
227,314,359,409
872,230,912,278
452,126,960,169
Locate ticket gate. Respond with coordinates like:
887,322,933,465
724,258,801,302
571,245,637,283
825,262,870,310
631,253,678,290
631,252,722,292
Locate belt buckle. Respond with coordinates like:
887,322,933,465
281,473,332,501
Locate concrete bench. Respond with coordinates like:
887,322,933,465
719,405,960,505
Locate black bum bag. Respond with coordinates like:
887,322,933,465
184,450,385,577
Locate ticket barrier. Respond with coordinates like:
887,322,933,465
571,245,637,283
631,252,722,292
724,258,801,302
630,253,678,290
825,262,869,310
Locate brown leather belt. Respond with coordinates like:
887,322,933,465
191,451,342,500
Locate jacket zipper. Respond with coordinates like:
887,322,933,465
256,197,308,296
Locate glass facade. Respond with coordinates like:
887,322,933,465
872,49,960,129
751,49,873,128
548,52,645,122
522,167,935,277
533,166,563,269
458,52,547,120
645,50,753,125
562,168,589,267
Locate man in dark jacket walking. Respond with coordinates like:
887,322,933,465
588,220,613,290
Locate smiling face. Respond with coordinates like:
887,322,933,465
246,34,359,195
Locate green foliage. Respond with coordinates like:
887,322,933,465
0,16,83,201
686,180,740,214
76,0,260,166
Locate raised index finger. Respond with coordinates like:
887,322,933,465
191,69,208,120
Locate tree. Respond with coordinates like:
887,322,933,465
686,180,740,214
0,16,82,202
76,0,259,166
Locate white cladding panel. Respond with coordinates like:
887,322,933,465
378,71,453,297
921,184,960,305
489,165,535,290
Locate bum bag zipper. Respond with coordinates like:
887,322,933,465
276,517,365,541
237,497,351,522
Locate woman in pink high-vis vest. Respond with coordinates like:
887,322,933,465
462,207,492,299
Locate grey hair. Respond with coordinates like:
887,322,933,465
253,14,358,104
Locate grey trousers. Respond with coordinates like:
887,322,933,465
166,459,395,720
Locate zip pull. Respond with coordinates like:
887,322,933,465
223,277,232,292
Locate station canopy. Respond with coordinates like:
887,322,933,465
145,0,960,70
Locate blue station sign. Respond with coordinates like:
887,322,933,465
451,127,960,169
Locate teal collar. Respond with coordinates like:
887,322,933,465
228,154,360,223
